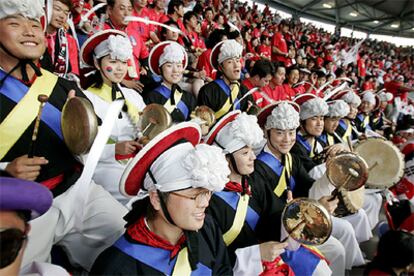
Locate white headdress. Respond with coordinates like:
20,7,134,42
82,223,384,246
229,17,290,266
140,143,229,199
215,113,264,154
299,97,329,120
341,91,361,108
94,34,133,62
326,100,350,118
159,42,186,67
361,91,376,105
217,39,243,64
265,102,300,130
0,0,44,21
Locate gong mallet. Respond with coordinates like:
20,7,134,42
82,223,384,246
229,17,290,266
28,94,49,158
328,167,360,202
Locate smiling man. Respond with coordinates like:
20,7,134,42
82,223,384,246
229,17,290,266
91,123,233,275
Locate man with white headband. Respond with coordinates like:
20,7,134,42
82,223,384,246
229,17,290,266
198,39,253,119
145,41,196,122
91,123,233,275
355,91,377,133
80,29,146,204
331,90,362,143
205,111,331,275
252,102,348,275
319,100,350,146
0,0,126,271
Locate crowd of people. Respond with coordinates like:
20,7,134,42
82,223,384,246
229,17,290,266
0,0,414,275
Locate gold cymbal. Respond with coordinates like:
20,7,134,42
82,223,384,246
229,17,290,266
61,97,98,155
139,103,172,141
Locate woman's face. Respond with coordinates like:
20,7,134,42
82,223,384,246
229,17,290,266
99,55,128,84
161,62,184,85
230,146,256,175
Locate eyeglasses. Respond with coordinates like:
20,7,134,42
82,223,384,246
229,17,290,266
170,190,213,205
0,228,27,269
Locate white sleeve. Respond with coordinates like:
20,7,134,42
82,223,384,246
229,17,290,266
99,143,116,162
308,163,326,180
233,245,263,275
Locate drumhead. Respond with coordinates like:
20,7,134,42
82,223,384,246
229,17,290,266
282,198,332,245
354,138,404,189
61,97,98,155
335,186,365,217
326,152,369,191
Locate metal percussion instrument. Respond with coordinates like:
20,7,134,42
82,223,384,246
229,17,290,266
282,198,332,245
326,152,369,217
193,105,216,128
326,152,369,191
139,104,172,145
61,97,98,155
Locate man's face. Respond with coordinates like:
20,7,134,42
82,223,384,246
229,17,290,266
267,129,296,156
0,15,45,61
205,10,213,21
165,188,212,231
134,0,147,9
220,57,242,81
304,116,324,137
50,1,70,30
175,4,184,18
324,117,340,134
108,0,133,27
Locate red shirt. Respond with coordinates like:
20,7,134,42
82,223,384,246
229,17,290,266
130,7,156,42
282,84,297,100
357,58,366,77
271,32,288,65
185,30,206,50
197,48,214,79
271,84,290,101
257,44,271,60
362,81,374,91
46,31,79,75
103,22,149,80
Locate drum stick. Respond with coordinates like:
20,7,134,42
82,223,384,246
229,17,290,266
328,173,352,201
347,136,354,153
28,95,49,158
369,161,379,171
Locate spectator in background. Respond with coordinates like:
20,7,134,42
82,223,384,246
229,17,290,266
44,0,80,79
242,59,274,108
271,20,290,65
364,230,414,276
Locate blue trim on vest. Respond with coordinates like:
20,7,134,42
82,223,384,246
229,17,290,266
214,79,241,110
296,133,311,154
319,133,327,144
282,246,321,276
154,85,190,119
257,151,296,191
214,191,259,231
114,236,212,275
356,113,372,131
0,70,63,140
338,119,347,131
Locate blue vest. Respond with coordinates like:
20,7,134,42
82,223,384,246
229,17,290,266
0,70,63,140
257,151,296,191
214,191,259,231
114,236,212,275
153,85,190,119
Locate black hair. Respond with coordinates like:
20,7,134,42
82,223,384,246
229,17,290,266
167,0,183,15
159,19,179,41
124,192,170,226
286,65,300,75
273,61,286,72
82,59,104,90
205,29,227,49
364,230,414,274
250,59,275,78
183,11,196,25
